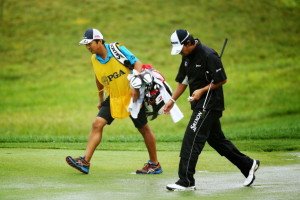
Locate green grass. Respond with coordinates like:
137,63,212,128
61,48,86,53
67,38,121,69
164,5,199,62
1,1,299,199
1,139,300,152
1,148,299,200
0,0,300,151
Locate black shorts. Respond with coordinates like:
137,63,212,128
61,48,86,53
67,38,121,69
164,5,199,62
97,97,148,129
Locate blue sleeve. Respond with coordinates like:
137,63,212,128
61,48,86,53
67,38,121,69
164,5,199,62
119,46,139,65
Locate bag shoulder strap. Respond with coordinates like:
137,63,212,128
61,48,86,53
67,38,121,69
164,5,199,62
109,42,133,70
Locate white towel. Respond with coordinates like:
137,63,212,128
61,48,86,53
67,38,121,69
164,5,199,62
127,86,145,119
157,81,184,123
152,76,184,123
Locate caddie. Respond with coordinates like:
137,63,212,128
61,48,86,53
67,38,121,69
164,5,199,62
66,28,162,175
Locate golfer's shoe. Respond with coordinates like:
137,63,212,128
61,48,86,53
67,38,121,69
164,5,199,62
166,183,196,191
136,160,163,174
66,156,90,174
243,159,260,186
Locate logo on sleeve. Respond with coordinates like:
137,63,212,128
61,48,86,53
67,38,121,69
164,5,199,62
216,68,222,72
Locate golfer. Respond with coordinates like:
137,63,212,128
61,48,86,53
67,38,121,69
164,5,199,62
164,29,259,191
66,28,162,175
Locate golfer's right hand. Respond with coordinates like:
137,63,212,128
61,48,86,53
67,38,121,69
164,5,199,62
163,100,174,114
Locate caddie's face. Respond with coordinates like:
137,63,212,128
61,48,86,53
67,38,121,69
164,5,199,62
85,40,99,54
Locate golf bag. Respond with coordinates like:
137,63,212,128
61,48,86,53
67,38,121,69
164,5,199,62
109,42,172,120
141,64,172,120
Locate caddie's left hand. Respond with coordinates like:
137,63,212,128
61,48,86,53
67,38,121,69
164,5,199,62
131,88,140,102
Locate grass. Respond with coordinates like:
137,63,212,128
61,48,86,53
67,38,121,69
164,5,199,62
0,1,299,199
1,148,299,200
1,139,300,152
1,112,299,151
0,0,299,151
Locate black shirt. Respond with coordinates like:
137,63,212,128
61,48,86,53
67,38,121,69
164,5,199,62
175,41,227,111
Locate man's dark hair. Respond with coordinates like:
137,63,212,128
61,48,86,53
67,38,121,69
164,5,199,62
182,34,195,46
94,39,105,44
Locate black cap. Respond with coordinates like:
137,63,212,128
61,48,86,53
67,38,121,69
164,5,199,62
170,29,190,55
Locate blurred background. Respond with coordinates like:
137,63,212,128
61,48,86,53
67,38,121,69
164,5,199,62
0,0,299,150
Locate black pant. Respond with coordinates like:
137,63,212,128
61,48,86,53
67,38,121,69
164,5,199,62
178,109,253,187
97,96,148,128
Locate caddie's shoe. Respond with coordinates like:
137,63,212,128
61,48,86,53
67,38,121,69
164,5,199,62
136,160,163,174
166,183,196,191
66,156,90,174
243,160,260,186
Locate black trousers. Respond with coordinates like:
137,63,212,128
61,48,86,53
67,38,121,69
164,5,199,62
178,109,253,187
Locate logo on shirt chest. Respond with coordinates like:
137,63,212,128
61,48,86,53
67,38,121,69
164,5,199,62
184,61,189,67
106,69,126,82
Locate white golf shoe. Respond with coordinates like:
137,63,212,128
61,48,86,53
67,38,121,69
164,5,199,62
243,159,260,187
166,183,196,191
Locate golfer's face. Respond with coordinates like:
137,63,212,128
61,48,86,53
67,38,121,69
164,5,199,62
180,45,188,56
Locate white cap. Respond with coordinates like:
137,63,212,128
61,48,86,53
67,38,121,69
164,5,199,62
79,28,104,45
170,29,190,55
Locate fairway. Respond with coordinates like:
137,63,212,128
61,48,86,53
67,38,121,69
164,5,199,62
1,148,299,200
1,1,299,200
